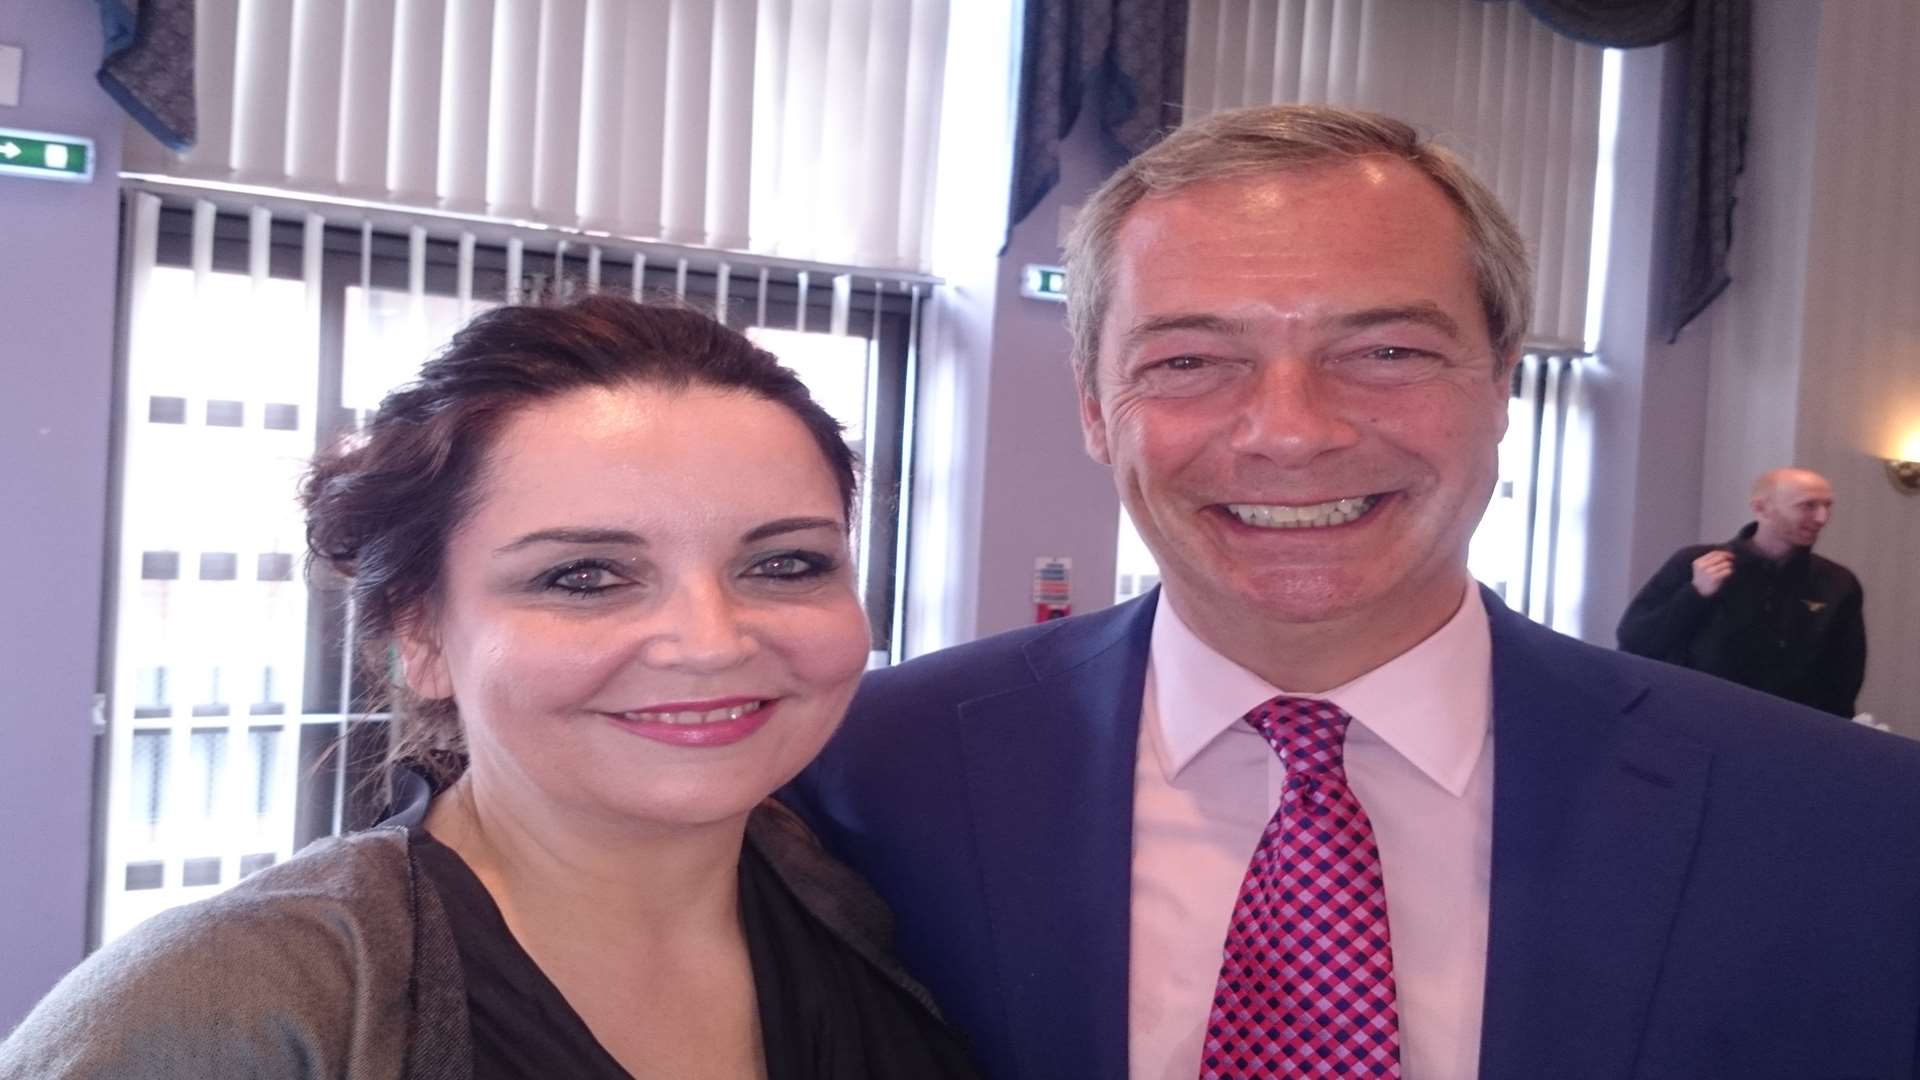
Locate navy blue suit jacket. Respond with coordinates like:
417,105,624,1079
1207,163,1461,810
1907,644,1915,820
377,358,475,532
787,589,1920,1079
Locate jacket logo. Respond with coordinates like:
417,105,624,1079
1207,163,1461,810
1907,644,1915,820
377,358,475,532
1803,600,1827,612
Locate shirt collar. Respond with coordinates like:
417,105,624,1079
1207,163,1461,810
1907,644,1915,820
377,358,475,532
1148,584,1492,797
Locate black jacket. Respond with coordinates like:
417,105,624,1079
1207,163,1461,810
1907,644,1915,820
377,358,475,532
1616,523,1867,717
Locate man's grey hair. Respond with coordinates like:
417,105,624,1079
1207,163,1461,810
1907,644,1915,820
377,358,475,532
1063,104,1534,390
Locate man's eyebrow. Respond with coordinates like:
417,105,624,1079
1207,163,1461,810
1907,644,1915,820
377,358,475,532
494,527,645,555
741,516,843,544
1327,303,1466,341
1120,313,1249,351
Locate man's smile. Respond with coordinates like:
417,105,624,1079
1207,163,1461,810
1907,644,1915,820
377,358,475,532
1223,494,1383,529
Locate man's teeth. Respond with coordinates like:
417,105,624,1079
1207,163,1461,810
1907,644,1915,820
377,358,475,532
626,701,765,726
1227,496,1378,529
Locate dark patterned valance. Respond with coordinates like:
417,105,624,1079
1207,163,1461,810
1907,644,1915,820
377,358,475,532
95,0,197,151
1007,0,1189,242
1502,0,1751,341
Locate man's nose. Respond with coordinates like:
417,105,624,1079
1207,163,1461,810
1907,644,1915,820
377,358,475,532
1228,358,1362,465
640,580,758,672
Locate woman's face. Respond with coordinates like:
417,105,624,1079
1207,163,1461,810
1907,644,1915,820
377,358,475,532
405,382,869,832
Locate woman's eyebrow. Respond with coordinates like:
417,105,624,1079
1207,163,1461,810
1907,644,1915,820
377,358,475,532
740,516,842,544
493,527,645,555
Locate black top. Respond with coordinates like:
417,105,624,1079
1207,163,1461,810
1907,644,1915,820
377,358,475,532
1616,522,1867,717
407,829,979,1080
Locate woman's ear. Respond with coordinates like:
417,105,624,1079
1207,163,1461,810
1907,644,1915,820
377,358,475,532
396,612,454,701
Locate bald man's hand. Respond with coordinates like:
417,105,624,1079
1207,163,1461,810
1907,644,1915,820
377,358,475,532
1691,550,1734,597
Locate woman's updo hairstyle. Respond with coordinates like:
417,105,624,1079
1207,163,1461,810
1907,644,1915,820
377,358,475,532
301,294,857,790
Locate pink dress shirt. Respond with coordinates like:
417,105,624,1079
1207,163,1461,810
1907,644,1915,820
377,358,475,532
1128,585,1494,1080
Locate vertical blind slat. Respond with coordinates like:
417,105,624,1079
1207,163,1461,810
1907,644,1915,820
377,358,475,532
286,0,345,186
436,0,494,212
337,0,396,196
485,0,541,219
232,0,293,184
532,0,588,223
896,0,948,268
706,0,759,250
183,0,240,177
662,0,717,245
387,0,445,204
617,0,673,239
576,0,630,229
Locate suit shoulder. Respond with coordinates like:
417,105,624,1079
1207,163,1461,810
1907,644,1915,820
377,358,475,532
856,615,1086,707
1579,633,1920,782
0,830,414,1078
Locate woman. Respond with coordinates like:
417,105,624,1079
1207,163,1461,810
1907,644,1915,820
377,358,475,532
1,296,978,1079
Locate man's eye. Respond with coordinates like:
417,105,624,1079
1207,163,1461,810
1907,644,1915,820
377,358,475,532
1159,355,1208,371
1367,346,1429,362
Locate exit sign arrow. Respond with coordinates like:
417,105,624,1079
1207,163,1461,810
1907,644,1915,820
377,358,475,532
0,127,94,183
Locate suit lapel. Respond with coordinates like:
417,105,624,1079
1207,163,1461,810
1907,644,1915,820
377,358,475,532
954,595,1156,1080
1478,596,1712,1078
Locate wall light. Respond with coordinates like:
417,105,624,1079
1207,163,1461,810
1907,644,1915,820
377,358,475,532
1890,434,1920,495
1891,459,1920,495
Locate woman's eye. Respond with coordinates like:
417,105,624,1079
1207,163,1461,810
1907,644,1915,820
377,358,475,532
747,552,835,580
541,561,622,596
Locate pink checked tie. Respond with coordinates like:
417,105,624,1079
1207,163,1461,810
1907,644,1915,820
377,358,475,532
1199,696,1401,1078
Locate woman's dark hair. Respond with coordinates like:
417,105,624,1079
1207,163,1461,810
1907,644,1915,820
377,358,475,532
301,294,858,792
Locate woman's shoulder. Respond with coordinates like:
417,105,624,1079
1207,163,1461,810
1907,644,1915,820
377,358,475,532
0,827,419,1080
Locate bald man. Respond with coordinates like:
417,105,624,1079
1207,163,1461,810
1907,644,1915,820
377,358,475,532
1618,468,1866,717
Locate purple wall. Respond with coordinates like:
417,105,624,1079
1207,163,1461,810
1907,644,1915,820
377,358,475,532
970,114,1128,637
0,4,122,1029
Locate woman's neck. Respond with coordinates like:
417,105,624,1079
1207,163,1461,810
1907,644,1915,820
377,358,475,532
422,768,751,955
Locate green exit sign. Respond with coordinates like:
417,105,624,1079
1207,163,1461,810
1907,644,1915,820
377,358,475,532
0,127,95,183
1021,264,1068,302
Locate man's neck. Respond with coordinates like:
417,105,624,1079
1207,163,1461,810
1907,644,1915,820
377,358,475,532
1746,527,1799,562
1164,577,1470,694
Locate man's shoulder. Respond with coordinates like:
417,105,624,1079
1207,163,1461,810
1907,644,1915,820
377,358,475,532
856,595,1154,711
1807,550,1864,593
1511,614,1920,785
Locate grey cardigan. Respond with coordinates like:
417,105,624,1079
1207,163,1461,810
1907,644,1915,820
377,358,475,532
0,804,937,1079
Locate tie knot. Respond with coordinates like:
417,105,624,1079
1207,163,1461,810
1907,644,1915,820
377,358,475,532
1243,695,1353,777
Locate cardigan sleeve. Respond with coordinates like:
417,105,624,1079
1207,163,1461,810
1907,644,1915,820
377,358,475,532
0,831,418,1080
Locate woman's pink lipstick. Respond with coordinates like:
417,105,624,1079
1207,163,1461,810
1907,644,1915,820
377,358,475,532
605,696,776,748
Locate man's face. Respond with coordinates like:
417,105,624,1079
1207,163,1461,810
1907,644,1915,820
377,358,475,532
1080,159,1514,649
1754,472,1835,550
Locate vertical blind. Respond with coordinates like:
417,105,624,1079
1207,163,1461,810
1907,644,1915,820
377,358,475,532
1183,0,1606,349
123,0,952,273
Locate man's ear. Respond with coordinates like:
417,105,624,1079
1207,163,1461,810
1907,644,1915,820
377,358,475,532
1491,352,1520,438
1080,384,1112,465
395,611,453,701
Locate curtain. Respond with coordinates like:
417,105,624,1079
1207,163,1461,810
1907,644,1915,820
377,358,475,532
121,0,951,274
1007,0,1190,236
1185,0,1606,351
1504,0,1751,341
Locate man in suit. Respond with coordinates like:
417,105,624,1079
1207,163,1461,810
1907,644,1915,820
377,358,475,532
787,105,1920,1079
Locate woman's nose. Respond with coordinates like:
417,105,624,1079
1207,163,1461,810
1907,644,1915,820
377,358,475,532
639,580,758,672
